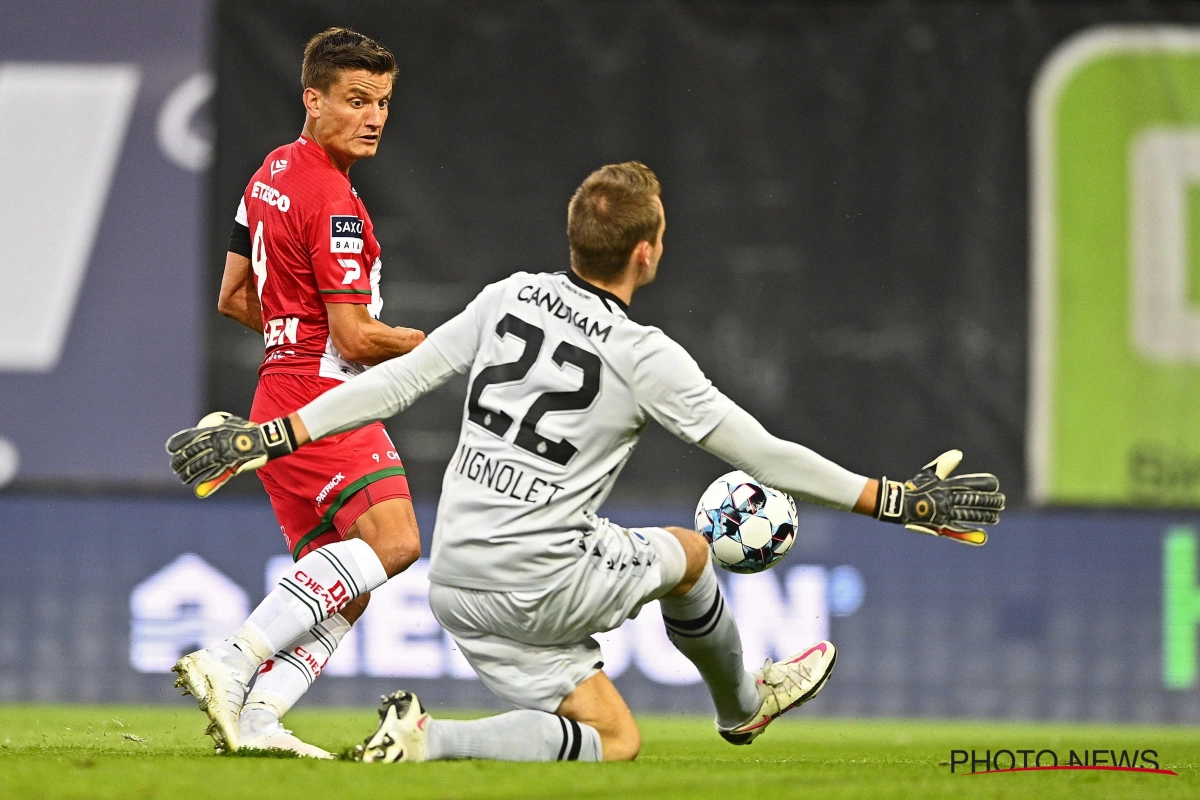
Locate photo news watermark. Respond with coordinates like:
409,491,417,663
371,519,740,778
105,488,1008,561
946,748,1176,776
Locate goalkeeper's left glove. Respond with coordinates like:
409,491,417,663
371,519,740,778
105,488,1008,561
165,412,298,498
875,450,1005,545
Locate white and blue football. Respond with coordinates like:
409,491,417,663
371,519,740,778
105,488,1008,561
695,471,798,574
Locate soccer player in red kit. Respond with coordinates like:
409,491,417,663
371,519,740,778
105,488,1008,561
170,28,424,758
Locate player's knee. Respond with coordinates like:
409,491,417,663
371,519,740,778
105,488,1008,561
374,535,419,577
384,527,422,573
350,502,422,577
394,529,421,570
354,532,418,577
663,526,710,597
601,721,641,761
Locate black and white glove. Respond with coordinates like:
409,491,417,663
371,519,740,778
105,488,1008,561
165,412,297,498
875,450,1005,545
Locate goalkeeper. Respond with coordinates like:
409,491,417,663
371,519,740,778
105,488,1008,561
168,161,1004,763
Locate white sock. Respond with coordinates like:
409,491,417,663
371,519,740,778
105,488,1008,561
230,539,386,666
659,561,760,728
426,711,602,762
240,614,352,737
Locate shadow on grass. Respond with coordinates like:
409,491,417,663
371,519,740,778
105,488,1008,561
222,748,302,760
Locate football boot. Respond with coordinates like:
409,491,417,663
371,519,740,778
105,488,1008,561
354,690,431,763
172,645,253,753
718,640,837,745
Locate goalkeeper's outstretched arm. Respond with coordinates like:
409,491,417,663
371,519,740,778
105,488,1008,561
295,342,457,440
698,405,871,512
698,405,1005,545
166,343,458,497
168,279,504,497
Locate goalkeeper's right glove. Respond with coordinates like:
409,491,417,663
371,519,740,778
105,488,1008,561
875,450,1005,545
165,412,298,498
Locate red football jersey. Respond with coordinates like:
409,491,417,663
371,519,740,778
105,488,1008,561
236,135,382,380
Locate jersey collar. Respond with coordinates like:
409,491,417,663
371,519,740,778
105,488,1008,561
563,269,630,315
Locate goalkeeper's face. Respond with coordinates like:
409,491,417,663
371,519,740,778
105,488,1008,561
306,69,393,166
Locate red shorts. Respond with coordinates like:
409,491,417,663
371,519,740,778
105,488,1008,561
251,373,411,561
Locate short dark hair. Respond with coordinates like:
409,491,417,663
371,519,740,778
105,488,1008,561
301,27,397,93
567,162,662,281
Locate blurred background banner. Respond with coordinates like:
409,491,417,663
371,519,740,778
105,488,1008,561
5,494,1200,722
1030,28,1200,507
0,0,210,487
8,0,1200,720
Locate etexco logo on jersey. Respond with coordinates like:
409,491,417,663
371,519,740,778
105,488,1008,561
946,747,1175,776
250,180,290,211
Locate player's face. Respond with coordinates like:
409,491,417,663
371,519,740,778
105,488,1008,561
309,69,393,166
636,196,666,288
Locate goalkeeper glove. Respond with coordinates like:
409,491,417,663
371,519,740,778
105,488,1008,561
165,412,298,498
875,450,1004,545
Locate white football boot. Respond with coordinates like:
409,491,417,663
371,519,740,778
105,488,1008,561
718,640,837,745
240,725,335,759
172,645,253,753
353,690,431,763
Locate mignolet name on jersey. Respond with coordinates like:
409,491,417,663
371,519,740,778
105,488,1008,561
424,270,733,592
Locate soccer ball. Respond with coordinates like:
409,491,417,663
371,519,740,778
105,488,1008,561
694,471,798,574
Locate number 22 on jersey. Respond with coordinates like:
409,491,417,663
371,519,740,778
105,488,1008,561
466,313,601,467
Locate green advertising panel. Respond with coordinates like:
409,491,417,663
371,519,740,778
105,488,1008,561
1163,526,1200,689
1030,26,1200,506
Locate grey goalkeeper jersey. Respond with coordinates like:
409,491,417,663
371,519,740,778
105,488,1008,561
424,271,733,591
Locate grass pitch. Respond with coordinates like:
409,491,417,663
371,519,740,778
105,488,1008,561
0,705,1197,799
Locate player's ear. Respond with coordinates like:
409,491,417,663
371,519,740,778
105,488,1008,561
632,239,651,267
302,86,323,119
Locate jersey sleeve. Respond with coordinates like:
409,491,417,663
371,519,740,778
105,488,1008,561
423,280,506,373
699,405,868,510
307,198,373,304
299,343,459,440
632,328,735,444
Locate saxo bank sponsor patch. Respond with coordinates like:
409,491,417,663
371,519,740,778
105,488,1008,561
330,215,364,253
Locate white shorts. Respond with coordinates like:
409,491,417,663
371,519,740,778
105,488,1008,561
429,521,687,712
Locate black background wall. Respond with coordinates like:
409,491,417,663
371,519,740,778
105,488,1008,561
210,1,1200,505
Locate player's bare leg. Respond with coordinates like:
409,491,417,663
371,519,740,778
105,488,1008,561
343,496,422,577
175,497,420,753
556,671,640,760
656,526,836,745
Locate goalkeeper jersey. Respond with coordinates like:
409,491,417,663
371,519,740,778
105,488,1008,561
424,270,734,591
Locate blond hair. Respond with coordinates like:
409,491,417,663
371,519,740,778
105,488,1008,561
567,162,662,280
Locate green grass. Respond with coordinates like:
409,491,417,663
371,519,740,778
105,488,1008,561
1,704,1198,799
